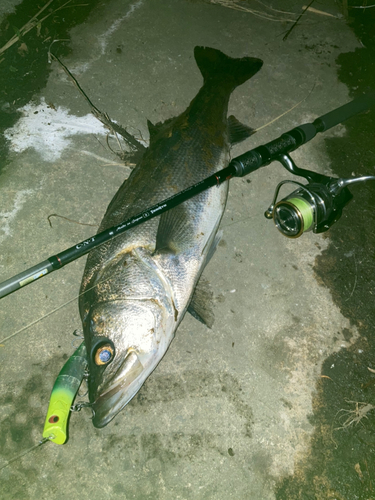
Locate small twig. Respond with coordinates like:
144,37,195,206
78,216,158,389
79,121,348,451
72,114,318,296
74,148,132,169
49,52,146,157
47,39,70,62
0,0,82,59
102,162,135,168
0,0,55,57
47,213,98,228
254,83,316,133
334,400,375,431
364,459,373,492
106,134,122,156
342,0,348,17
58,2,89,8
283,0,315,41
302,5,339,18
111,128,124,153
253,0,297,16
345,252,357,301
351,3,375,8
209,0,298,22
134,127,149,146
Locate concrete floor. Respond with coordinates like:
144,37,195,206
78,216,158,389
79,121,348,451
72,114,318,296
0,1,371,499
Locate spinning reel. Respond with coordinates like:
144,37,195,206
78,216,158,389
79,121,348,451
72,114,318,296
263,154,375,238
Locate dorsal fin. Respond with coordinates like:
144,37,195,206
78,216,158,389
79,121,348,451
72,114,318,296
147,119,159,141
147,117,176,143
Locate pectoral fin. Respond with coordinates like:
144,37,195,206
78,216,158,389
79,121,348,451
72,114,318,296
154,204,193,254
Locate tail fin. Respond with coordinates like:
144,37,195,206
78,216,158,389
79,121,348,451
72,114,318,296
194,46,263,89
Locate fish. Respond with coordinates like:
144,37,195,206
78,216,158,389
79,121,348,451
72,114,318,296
79,46,263,428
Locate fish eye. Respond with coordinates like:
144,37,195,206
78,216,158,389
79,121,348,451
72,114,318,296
90,336,116,366
94,344,114,366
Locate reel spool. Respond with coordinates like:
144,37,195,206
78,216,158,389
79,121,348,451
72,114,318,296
265,181,333,238
264,178,355,238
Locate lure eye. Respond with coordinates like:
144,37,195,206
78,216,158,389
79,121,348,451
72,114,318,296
94,344,114,366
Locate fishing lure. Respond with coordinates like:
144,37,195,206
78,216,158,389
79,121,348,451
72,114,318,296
43,341,87,444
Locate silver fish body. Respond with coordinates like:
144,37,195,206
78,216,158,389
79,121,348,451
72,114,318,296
79,46,263,427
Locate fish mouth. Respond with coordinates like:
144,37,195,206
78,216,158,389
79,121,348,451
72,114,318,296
91,350,144,428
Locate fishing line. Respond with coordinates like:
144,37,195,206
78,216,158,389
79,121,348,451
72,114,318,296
222,216,254,228
0,190,248,344
222,85,317,236
0,203,251,344
0,83,365,344
0,437,51,472
0,269,118,345
1,94,374,328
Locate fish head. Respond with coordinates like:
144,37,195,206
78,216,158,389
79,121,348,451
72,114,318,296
84,298,174,427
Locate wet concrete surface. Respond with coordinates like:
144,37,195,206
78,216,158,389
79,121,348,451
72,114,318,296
0,1,374,499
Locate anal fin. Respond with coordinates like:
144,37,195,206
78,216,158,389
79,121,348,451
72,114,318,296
204,229,223,265
188,275,215,329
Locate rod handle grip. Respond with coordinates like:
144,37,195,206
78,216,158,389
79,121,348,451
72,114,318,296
230,150,263,177
313,93,375,132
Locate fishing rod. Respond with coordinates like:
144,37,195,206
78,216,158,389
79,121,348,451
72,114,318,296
1,94,375,461
0,92,374,300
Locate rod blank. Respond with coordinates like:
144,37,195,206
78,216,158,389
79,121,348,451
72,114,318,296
1,93,374,300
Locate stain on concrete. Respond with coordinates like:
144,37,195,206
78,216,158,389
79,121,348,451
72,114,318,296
133,369,254,438
0,0,102,171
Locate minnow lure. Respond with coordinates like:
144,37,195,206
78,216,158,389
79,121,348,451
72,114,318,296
43,342,87,444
